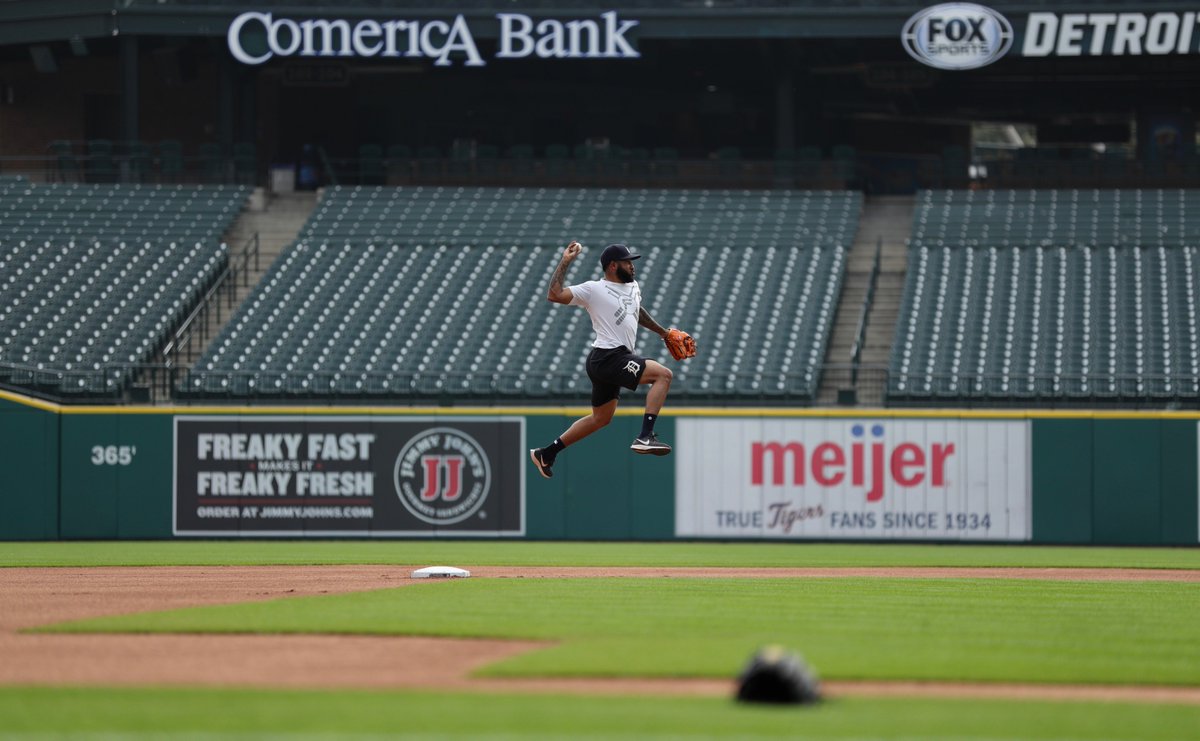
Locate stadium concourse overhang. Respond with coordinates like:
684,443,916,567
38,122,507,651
0,0,1198,191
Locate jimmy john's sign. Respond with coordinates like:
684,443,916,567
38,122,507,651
905,4,1200,69
173,416,525,536
227,11,640,66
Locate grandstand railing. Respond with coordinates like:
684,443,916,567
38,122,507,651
1,142,258,186
5,363,1200,409
160,232,261,371
850,238,882,386
886,371,1200,408
7,145,1200,192
319,153,854,190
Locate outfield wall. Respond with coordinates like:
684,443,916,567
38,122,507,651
0,392,1196,544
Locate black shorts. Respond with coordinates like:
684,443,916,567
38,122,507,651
586,346,647,407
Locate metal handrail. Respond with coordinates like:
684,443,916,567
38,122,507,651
316,146,338,187
850,237,882,384
161,232,259,367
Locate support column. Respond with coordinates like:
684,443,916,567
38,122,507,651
774,67,796,187
240,72,260,186
218,49,235,155
120,35,139,182
774,69,795,155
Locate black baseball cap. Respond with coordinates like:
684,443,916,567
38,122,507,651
600,243,642,269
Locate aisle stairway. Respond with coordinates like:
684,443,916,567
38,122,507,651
816,195,914,406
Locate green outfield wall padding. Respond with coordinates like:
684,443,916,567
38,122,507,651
524,414,675,540
0,398,59,539
1031,419,1198,545
3,395,1197,545
630,416,675,540
59,415,120,539
1031,420,1094,543
1159,420,1198,546
49,409,677,541
58,414,175,539
1092,421,1163,545
115,416,174,538
524,416,568,538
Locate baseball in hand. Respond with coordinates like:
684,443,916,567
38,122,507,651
564,242,582,261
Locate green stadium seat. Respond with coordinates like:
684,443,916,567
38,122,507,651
0,182,251,396
892,188,1200,403
192,186,862,401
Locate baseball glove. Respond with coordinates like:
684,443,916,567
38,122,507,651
735,646,822,705
664,328,697,361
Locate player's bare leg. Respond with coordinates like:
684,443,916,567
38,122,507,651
632,360,673,456
640,360,672,415
530,399,618,479
560,399,618,446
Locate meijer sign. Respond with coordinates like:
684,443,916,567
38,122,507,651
675,419,1030,541
228,11,640,66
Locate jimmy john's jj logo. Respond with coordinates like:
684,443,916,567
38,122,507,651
902,3,1013,70
394,427,492,525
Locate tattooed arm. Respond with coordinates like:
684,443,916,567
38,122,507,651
638,307,669,339
547,241,581,305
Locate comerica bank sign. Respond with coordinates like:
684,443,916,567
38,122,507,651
905,4,1200,70
227,11,640,66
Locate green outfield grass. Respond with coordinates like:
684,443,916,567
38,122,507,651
1,687,1198,741
3,541,1200,569
41,577,1200,686
8,542,1200,740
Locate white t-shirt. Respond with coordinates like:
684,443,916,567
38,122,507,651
569,279,642,351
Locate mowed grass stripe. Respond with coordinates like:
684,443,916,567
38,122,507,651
40,578,1200,686
3,542,1200,569
1,687,1199,740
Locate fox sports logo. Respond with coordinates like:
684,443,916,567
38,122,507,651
902,3,1013,70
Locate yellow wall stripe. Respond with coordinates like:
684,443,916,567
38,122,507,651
3,387,1200,419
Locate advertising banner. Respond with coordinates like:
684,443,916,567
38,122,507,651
175,416,524,536
676,418,1029,541
902,4,1200,69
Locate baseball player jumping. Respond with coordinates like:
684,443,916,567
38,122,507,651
529,241,695,479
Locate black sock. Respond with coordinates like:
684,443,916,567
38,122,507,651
542,437,566,463
640,414,657,438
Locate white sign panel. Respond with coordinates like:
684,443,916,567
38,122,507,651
676,418,1030,541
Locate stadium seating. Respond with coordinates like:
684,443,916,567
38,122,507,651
298,185,858,249
0,182,251,395
891,189,1200,402
189,186,861,401
911,188,1200,248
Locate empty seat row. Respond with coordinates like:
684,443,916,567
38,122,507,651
300,185,859,249
914,188,1200,247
